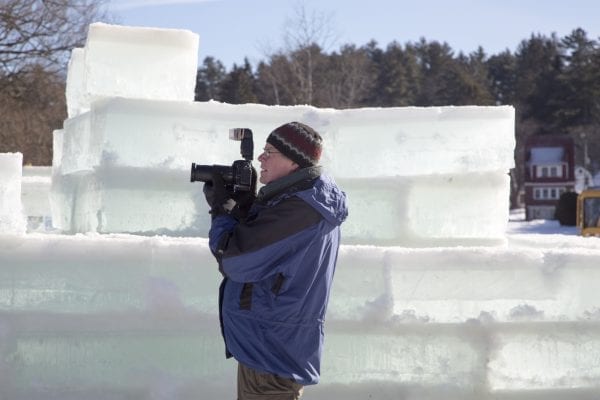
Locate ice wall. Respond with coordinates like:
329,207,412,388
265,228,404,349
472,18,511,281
54,22,515,245
1,234,600,399
52,98,515,245
0,153,26,234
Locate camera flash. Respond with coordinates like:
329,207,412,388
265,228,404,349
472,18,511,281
229,128,248,140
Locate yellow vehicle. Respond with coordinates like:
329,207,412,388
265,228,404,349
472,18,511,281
577,189,600,236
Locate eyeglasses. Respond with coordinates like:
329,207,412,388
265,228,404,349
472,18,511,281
261,148,281,158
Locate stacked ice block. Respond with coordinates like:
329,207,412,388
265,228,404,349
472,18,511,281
53,22,203,234
0,152,26,234
52,23,515,244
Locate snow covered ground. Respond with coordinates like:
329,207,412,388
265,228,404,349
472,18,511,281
508,208,578,235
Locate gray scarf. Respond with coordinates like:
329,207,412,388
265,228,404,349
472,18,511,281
256,166,322,203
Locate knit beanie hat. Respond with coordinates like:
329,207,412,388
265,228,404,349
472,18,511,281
266,122,323,168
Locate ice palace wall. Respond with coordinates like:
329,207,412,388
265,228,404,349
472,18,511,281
1,22,600,400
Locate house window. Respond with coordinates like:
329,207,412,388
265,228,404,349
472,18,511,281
534,187,563,200
536,164,563,178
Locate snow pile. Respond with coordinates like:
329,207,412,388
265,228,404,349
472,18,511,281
2,23,600,400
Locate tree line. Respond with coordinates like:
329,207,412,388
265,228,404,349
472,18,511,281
2,2,600,209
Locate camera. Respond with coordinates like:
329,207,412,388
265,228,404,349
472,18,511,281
190,128,254,193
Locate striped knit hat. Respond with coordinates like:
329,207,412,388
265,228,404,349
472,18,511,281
266,122,323,168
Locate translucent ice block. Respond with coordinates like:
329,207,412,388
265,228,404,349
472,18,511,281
21,166,52,232
60,99,252,172
60,111,93,174
51,129,64,173
65,47,85,118
338,171,510,246
68,23,199,116
322,105,516,177
331,244,600,323
51,167,210,235
0,152,26,234
50,130,68,231
488,325,600,391
0,234,217,314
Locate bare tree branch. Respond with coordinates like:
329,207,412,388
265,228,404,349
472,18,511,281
0,0,109,78
259,2,339,105
0,0,111,164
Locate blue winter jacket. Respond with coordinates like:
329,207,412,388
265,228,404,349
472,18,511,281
208,167,348,385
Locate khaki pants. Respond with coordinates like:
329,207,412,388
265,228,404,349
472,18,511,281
237,363,304,400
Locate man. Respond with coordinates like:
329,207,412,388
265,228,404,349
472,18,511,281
203,121,348,399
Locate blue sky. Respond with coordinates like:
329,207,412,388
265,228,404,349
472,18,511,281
106,0,600,69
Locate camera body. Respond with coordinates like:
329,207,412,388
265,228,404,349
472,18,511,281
190,128,254,193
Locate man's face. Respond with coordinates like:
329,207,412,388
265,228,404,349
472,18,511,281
257,143,299,184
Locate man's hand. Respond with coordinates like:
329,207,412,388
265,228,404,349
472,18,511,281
203,172,231,217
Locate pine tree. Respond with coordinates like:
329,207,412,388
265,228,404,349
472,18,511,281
365,41,420,107
219,59,258,104
486,50,517,105
195,56,226,101
414,39,456,106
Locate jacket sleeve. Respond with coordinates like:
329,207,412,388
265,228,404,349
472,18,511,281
210,196,323,283
208,214,238,255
